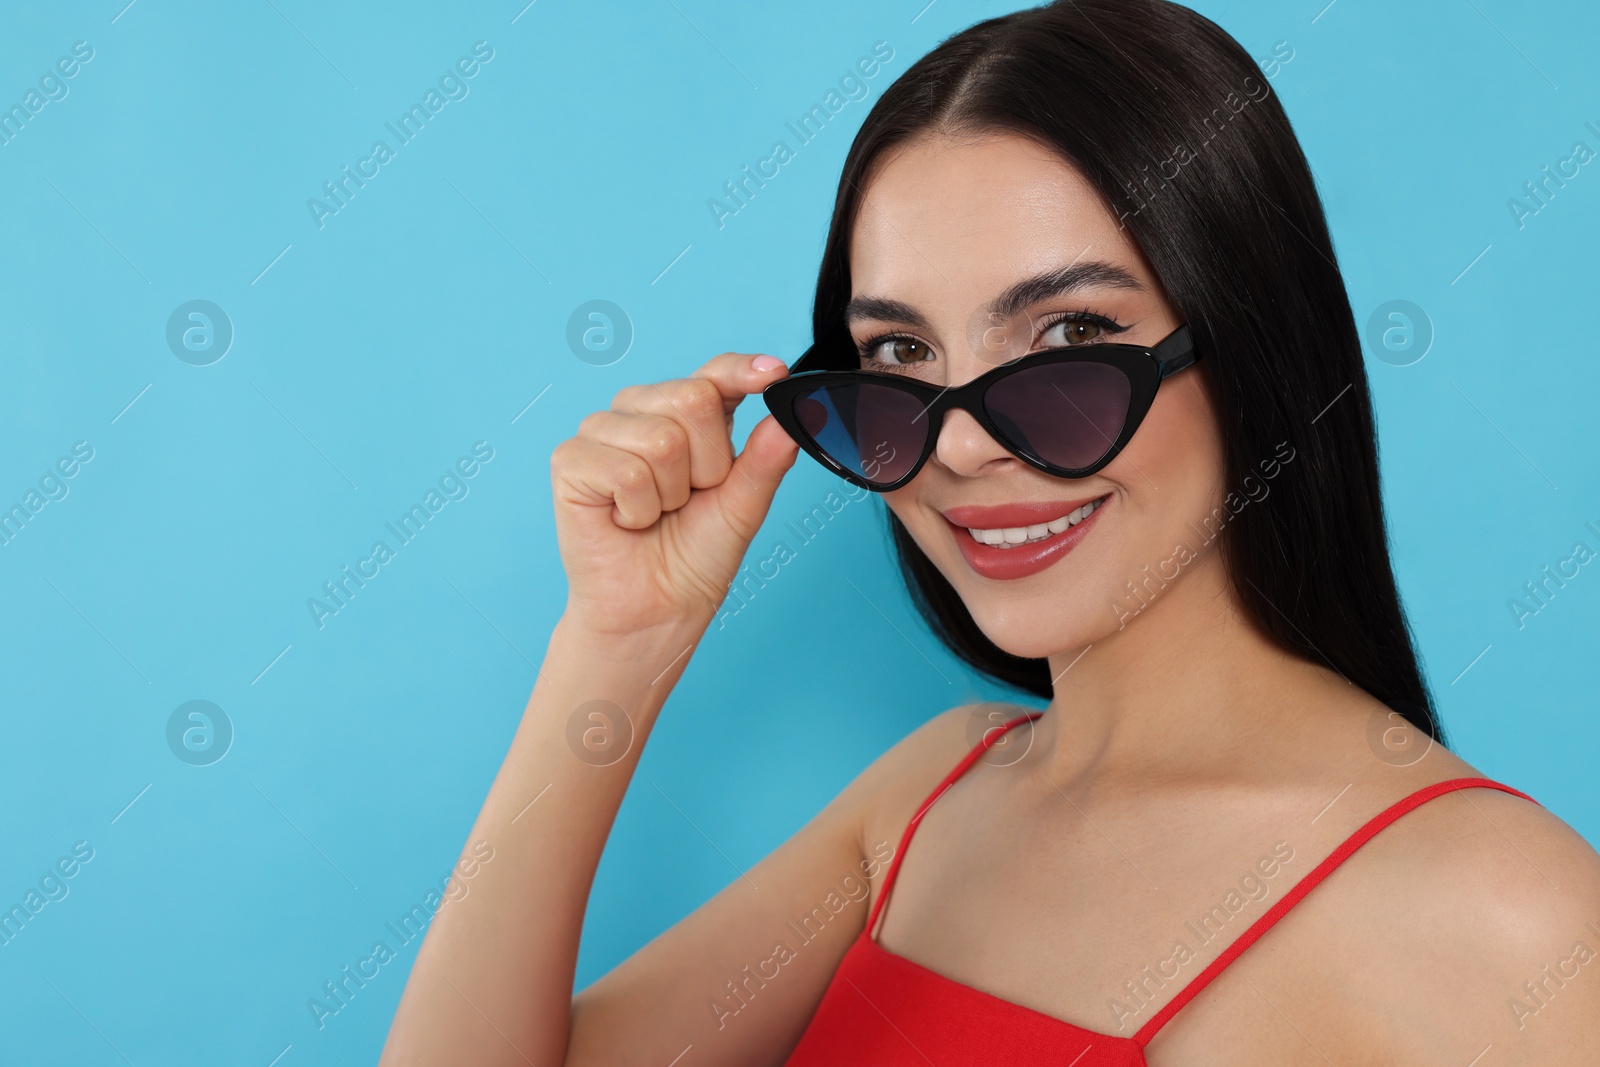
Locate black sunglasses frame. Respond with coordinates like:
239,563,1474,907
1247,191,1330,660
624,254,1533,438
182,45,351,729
762,324,1198,493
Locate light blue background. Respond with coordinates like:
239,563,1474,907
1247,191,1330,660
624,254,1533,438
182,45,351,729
1,1,1596,1063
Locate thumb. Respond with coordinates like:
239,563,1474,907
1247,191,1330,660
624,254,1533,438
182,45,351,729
713,414,800,541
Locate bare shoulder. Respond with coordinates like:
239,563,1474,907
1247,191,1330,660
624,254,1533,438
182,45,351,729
1375,770,1600,916
848,701,1019,800
1331,770,1600,1063
847,702,1037,869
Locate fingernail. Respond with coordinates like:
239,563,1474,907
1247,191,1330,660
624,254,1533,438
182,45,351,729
751,355,784,372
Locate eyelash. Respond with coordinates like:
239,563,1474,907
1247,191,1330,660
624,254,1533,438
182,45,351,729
855,309,1130,372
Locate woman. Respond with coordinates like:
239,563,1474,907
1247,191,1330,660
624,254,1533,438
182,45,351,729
382,1,1600,1063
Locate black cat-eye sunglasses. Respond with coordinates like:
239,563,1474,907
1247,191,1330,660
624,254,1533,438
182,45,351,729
761,324,1198,492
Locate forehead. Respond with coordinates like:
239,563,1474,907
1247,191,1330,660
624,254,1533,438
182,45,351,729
847,130,1138,306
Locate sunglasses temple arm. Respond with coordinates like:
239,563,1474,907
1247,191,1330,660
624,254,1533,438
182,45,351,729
1154,325,1198,379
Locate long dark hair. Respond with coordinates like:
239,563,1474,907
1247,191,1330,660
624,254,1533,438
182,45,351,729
809,0,1443,742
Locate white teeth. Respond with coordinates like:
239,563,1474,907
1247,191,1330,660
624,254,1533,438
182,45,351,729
966,498,1103,548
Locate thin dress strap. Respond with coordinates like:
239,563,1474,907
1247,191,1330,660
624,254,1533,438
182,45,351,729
865,710,1045,941
1133,776,1541,1047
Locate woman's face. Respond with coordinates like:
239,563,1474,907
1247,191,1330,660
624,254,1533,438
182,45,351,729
847,129,1228,660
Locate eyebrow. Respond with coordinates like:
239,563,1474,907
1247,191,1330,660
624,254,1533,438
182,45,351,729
843,260,1146,329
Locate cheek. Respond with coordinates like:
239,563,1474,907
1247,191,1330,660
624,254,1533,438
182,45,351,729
1113,373,1225,510
1088,374,1227,602
883,484,953,577
883,486,919,532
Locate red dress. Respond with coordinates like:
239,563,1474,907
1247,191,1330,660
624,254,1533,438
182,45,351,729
783,710,1538,1065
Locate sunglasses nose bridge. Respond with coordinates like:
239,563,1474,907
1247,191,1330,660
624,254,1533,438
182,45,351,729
926,394,1018,477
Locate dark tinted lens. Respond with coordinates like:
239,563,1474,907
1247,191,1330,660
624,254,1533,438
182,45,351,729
789,380,927,485
984,361,1132,471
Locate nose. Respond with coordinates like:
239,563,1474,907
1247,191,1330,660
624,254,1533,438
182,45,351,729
930,405,1021,479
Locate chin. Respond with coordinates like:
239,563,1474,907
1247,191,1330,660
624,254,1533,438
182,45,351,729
960,592,1112,661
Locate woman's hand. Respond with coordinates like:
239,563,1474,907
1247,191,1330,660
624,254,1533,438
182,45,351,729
551,352,799,638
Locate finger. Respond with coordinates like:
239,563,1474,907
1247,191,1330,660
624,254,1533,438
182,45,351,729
710,414,802,544
689,352,792,419
576,410,692,513
612,353,785,424
551,436,664,531
612,378,733,491
613,354,790,488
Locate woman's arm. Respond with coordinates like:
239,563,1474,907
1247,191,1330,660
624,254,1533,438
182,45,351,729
380,610,888,1066
380,351,885,1065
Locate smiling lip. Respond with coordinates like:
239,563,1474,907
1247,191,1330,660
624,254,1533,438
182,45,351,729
941,497,1106,530
942,494,1110,581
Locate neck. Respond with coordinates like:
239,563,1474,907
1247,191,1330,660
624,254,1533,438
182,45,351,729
1038,549,1351,789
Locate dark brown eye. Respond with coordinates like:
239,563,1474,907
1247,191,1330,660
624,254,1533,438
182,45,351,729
864,336,934,368
1042,319,1105,346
